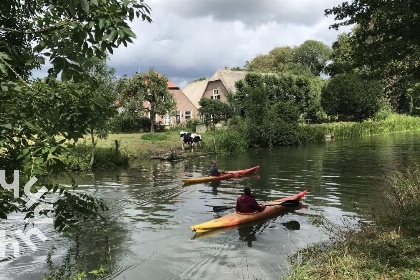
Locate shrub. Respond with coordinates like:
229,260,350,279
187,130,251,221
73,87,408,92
65,143,129,170
204,130,248,155
185,118,204,132
109,115,152,133
321,74,385,122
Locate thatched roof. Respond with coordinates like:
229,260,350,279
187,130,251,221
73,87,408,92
182,79,208,108
208,69,247,93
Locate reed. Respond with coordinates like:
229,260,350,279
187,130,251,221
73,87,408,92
299,114,420,142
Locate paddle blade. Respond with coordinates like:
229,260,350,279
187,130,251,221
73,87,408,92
212,206,235,212
280,200,300,207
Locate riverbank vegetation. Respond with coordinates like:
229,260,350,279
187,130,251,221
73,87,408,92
63,112,420,166
285,167,420,280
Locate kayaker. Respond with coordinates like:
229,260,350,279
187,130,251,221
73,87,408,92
210,160,225,176
236,187,266,213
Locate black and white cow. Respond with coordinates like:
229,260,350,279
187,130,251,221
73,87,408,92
180,131,202,151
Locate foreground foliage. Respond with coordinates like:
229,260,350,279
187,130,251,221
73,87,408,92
0,0,152,241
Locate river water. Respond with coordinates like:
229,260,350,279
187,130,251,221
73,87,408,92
1,131,420,280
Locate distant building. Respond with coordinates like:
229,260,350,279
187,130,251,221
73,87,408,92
143,78,198,127
183,66,247,109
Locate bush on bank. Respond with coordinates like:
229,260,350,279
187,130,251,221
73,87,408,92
65,143,129,170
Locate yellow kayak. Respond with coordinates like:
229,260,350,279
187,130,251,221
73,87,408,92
190,190,307,233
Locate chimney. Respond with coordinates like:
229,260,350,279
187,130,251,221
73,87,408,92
225,65,229,71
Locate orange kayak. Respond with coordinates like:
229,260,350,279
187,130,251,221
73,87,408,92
182,165,260,185
182,173,234,184
190,190,307,233
226,165,260,176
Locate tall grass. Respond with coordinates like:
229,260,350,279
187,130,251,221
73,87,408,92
299,114,420,143
203,129,248,155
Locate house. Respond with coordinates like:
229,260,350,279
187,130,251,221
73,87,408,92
183,66,247,109
145,79,198,127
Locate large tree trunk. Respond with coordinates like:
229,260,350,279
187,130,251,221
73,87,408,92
89,128,96,169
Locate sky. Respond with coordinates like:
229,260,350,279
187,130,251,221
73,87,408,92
34,0,351,89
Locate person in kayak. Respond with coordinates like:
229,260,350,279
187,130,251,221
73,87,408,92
236,187,266,213
210,160,225,176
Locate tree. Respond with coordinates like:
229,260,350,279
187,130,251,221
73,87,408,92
235,73,325,122
325,0,420,113
245,46,295,74
269,47,294,71
0,0,152,82
0,0,152,231
245,42,330,77
81,58,118,169
292,40,331,76
198,98,233,131
122,69,176,132
245,54,275,73
321,73,385,121
325,33,358,76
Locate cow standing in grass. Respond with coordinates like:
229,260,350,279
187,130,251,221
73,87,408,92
180,131,202,152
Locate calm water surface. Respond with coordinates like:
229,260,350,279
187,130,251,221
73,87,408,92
1,131,420,280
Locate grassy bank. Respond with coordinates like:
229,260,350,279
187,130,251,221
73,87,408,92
285,167,420,280
64,114,420,169
93,131,182,158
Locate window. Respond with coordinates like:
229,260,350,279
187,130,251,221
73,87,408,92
212,89,220,99
164,113,170,125
176,111,181,124
185,111,191,120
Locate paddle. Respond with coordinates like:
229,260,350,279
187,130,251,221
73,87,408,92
209,200,300,212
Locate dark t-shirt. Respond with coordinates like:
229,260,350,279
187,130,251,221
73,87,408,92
236,194,266,213
210,166,219,176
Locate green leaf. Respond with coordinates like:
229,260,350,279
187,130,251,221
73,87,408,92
99,18,105,30
80,0,89,13
109,30,117,42
91,0,98,6
24,121,36,129
1,84,8,91
0,64,7,74
61,69,69,82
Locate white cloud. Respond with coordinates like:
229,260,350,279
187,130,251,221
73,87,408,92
32,0,352,89
109,0,351,88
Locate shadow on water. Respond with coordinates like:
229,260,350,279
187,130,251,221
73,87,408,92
237,220,300,247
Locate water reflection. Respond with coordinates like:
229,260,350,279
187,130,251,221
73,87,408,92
209,181,220,195
237,225,257,247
